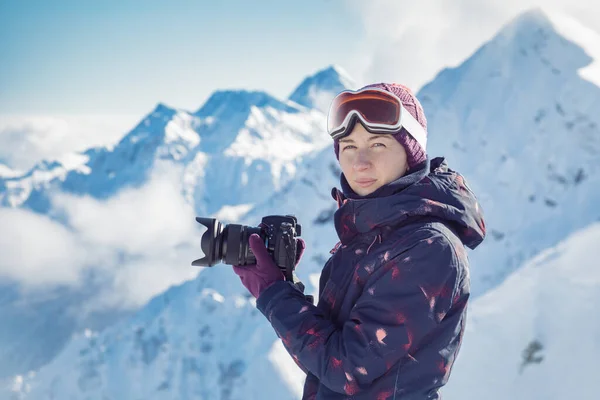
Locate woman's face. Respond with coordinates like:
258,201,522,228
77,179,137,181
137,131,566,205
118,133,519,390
338,123,409,196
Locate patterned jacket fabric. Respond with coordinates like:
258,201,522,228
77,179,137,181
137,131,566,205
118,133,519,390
256,156,486,399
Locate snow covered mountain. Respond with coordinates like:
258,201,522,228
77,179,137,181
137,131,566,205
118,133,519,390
420,7,600,296
288,65,356,113
0,92,328,216
14,267,306,400
0,66,352,384
5,8,600,399
442,222,600,400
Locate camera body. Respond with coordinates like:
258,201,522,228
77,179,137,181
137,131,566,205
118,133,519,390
260,215,301,272
192,215,302,274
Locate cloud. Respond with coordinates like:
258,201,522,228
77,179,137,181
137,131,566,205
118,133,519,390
56,162,201,310
346,0,600,92
0,208,88,285
53,163,197,255
0,115,139,171
0,162,203,310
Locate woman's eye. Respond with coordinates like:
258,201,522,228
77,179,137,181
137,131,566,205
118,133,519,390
342,143,385,150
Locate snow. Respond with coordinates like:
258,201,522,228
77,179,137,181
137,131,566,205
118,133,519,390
531,8,600,87
288,64,357,112
329,65,355,87
443,222,600,400
16,267,302,399
163,112,201,147
0,164,22,178
268,340,305,398
419,6,600,297
213,204,255,223
57,152,91,174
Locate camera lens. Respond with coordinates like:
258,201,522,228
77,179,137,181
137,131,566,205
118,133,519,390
192,217,261,267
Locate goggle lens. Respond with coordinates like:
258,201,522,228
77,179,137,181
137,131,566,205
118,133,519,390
327,90,400,135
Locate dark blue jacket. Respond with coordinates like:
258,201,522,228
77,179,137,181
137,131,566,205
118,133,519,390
257,157,486,399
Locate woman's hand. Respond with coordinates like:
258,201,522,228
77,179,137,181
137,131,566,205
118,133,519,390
233,234,305,298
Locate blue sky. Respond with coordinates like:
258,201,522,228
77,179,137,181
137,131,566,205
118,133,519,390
0,0,362,115
2,1,597,116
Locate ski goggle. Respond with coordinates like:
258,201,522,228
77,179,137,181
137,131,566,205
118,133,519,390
327,87,427,150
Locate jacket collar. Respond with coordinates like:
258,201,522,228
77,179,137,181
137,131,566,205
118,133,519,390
331,157,486,249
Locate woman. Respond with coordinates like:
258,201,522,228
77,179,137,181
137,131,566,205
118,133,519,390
233,83,486,399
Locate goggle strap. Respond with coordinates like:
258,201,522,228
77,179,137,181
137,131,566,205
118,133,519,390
399,103,428,150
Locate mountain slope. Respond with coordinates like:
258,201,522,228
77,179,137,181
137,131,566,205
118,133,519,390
443,221,600,400
18,267,304,400
419,7,600,296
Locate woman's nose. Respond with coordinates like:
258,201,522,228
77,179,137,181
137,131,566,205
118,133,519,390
353,149,372,171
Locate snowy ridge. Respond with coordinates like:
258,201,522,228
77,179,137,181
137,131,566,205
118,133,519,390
509,8,600,87
419,7,600,296
0,91,329,216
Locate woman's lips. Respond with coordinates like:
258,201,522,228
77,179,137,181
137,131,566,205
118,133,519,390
355,179,376,188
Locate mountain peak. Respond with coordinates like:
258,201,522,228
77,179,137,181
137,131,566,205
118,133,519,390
151,102,177,116
193,89,299,118
115,102,181,149
419,7,600,109
288,64,356,113
507,7,554,30
321,64,355,85
494,7,600,86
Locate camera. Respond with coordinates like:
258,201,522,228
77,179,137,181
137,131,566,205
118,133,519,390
192,215,302,274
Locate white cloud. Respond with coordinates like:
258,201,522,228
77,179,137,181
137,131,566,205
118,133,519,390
0,162,202,310
54,162,201,310
0,114,139,171
0,208,88,285
346,0,600,92
52,163,197,255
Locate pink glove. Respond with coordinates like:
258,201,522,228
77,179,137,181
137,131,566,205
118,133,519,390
233,234,305,299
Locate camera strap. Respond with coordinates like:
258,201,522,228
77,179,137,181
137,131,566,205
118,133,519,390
282,233,296,282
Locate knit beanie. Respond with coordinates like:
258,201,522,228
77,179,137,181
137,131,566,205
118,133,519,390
333,83,427,170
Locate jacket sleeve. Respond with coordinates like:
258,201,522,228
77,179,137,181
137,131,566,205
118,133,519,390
278,259,334,375
256,231,460,395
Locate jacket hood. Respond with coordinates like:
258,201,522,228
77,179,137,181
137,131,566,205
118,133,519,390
331,157,486,249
